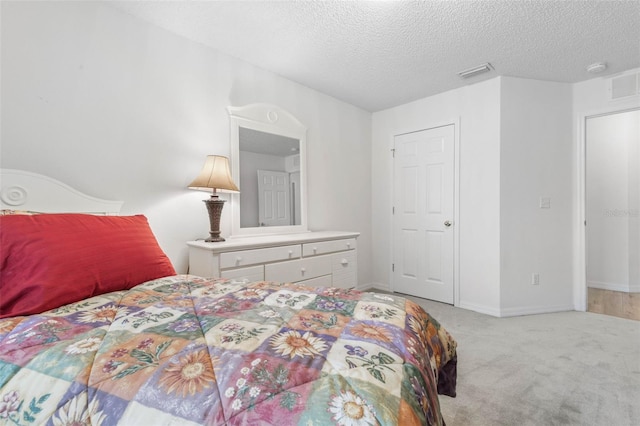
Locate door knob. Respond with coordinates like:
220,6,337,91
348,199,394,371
444,220,452,227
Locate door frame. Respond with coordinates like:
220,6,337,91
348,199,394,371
390,118,461,306
576,106,639,311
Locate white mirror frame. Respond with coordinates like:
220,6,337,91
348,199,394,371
228,103,308,237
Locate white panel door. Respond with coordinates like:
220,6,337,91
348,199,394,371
257,170,291,226
393,125,455,303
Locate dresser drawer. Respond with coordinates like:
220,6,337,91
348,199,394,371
331,251,357,288
189,247,219,277
332,251,357,272
302,238,357,257
220,245,301,269
265,255,332,283
220,265,264,282
298,274,332,287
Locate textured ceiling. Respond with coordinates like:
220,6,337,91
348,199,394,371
111,0,640,112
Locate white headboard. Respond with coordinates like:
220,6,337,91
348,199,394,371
0,169,123,214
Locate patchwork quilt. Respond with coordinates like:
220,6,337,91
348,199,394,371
0,275,457,425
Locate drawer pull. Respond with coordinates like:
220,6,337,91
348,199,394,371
301,267,306,274
313,247,318,253
288,250,293,256
346,242,351,248
236,257,242,264
340,258,349,266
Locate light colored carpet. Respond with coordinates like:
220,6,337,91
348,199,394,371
391,293,640,426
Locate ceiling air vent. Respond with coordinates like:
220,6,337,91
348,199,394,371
457,63,493,79
608,71,640,100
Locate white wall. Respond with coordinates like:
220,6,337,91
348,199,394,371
373,76,576,316
0,1,373,284
372,78,502,315
572,71,640,308
499,77,574,315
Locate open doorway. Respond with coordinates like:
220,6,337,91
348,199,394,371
585,108,639,320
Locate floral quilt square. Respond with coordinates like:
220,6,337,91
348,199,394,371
321,338,404,396
219,353,316,421
91,335,192,400
47,294,113,316
110,306,185,333
285,309,349,337
263,290,317,310
0,369,71,424
306,296,357,317
0,317,92,367
191,281,247,300
352,300,406,327
195,296,259,318
204,319,276,352
298,373,401,426
143,313,221,340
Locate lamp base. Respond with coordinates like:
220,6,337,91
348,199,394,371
203,196,226,242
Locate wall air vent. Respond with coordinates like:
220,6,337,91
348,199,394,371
608,71,640,100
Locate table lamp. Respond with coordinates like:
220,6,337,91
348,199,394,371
188,155,239,242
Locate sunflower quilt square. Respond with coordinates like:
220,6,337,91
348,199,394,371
125,345,223,423
259,327,334,370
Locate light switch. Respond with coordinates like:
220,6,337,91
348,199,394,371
539,197,551,209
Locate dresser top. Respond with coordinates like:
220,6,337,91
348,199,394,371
187,231,359,252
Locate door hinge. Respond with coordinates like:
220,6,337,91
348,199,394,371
392,206,395,214
391,148,395,158
392,263,395,272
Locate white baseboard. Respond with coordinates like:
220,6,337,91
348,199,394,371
498,304,575,318
357,281,390,292
457,301,502,317
458,301,575,318
588,280,634,293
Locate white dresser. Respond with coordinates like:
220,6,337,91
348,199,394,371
187,231,359,288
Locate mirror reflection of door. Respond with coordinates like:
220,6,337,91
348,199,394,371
239,127,301,228
586,108,639,320
257,170,291,226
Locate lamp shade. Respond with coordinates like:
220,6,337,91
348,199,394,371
188,155,239,193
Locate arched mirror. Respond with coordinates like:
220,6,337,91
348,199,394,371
228,104,308,237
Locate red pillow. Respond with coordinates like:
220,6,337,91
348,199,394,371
0,214,176,318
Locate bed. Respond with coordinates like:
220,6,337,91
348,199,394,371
0,169,457,425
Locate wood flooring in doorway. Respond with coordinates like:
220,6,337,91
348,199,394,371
588,288,640,321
